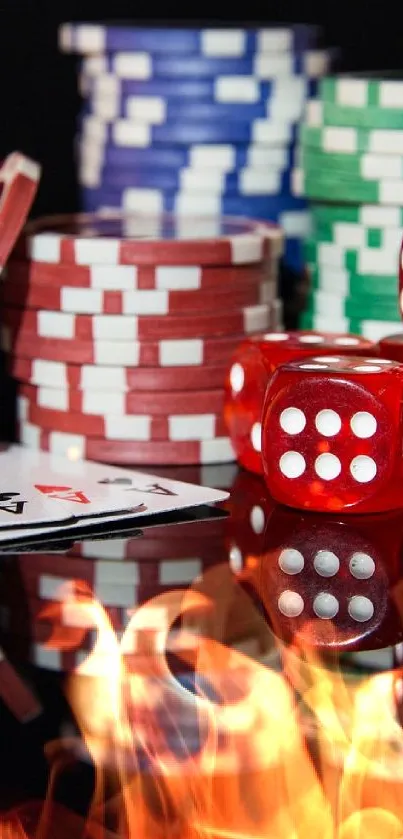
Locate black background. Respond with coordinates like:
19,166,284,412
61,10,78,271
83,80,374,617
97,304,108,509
0,1,402,217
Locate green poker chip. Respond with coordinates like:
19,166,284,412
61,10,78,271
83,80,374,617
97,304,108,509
309,265,398,298
304,239,399,280
301,147,403,180
320,75,403,108
310,202,403,227
302,171,403,204
310,221,398,250
301,123,403,156
300,310,402,340
306,291,400,320
323,101,403,130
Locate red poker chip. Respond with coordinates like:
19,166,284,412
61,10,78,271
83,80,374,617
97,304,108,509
1,302,274,341
6,258,273,290
18,396,227,441
0,153,41,269
3,329,250,366
19,421,236,464
19,382,226,416
0,651,42,721
10,356,230,391
18,212,283,266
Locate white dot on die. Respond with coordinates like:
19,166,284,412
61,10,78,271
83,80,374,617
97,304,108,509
315,409,342,437
350,411,377,439
315,453,342,481
229,545,243,572
278,548,305,575
250,505,265,534
299,363,327,370
298,334,325,343
230,363,245,393
263,332,289,342
334,337,359,346
354,365,381,372
279,407,306,435
313,592,339,619
349,552,375,580
314,356,340,363
348,595,375,623
250,422,262,452
313,550,340,577
350,455,377,484
279,451,306,479
375,358,392,365
278,590,304,617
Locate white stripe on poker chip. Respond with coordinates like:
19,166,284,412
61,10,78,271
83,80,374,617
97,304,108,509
305,98,323,126
307,315,403,341
159,339,203,366
103,415,151,440
336,78,368,107
315,240,400,275
360,154,403,179
279,210,311,237
80,367,128,389
167,415,217,441
379,180,403,204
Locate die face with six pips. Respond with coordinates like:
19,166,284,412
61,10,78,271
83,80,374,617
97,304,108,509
261,355,403,514
224,330,377,475
254,505,403,652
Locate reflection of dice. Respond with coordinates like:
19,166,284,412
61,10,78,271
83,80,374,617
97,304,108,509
262,355,403,513
224,330,376,474
254,505,403,651
225,470,275,573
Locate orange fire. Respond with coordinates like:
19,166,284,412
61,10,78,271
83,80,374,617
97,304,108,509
4,563,403,838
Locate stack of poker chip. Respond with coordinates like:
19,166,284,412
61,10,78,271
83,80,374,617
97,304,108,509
293,73,403,341
3,212,282,466
59,22,335,278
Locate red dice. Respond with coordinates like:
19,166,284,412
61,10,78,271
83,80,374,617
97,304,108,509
253,504,403,652
224,330,377,474
378,333,403,363
262,355,403,513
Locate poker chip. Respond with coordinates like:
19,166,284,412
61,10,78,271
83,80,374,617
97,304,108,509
21,212,283,266
19,382,225,416
1,273,275,315
60,23,321,56
77,50,332,81
300,312,403,342
298,73,403,336
1,302,274,341
0,152,41,269
308,264,397,298
10,357,231,391
18,396,228,442
4,257,274,291
20,420,237,465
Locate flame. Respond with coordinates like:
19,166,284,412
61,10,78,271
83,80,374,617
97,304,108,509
27,563,403,839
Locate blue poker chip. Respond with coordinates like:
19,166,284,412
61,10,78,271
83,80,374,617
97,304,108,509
84,96,312,124
60,22,321,56
80,184,307,220
81,114,300,146
80,74,319,103
283,236,305,271
79,163,294,196
79,49,332,80
78,140,297,173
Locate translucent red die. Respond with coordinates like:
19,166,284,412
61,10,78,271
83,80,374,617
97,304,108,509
253,505,403,652
261,355,403,513
224,330,377,474
379,333,403,363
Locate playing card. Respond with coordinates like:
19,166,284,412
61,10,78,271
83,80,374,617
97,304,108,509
0,445,229,542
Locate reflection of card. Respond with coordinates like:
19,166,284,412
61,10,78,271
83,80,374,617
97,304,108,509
0,445,229,540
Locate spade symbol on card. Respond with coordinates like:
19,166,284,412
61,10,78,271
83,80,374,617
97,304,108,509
34,485,90,504
0,492,26,515
98,478,132,486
